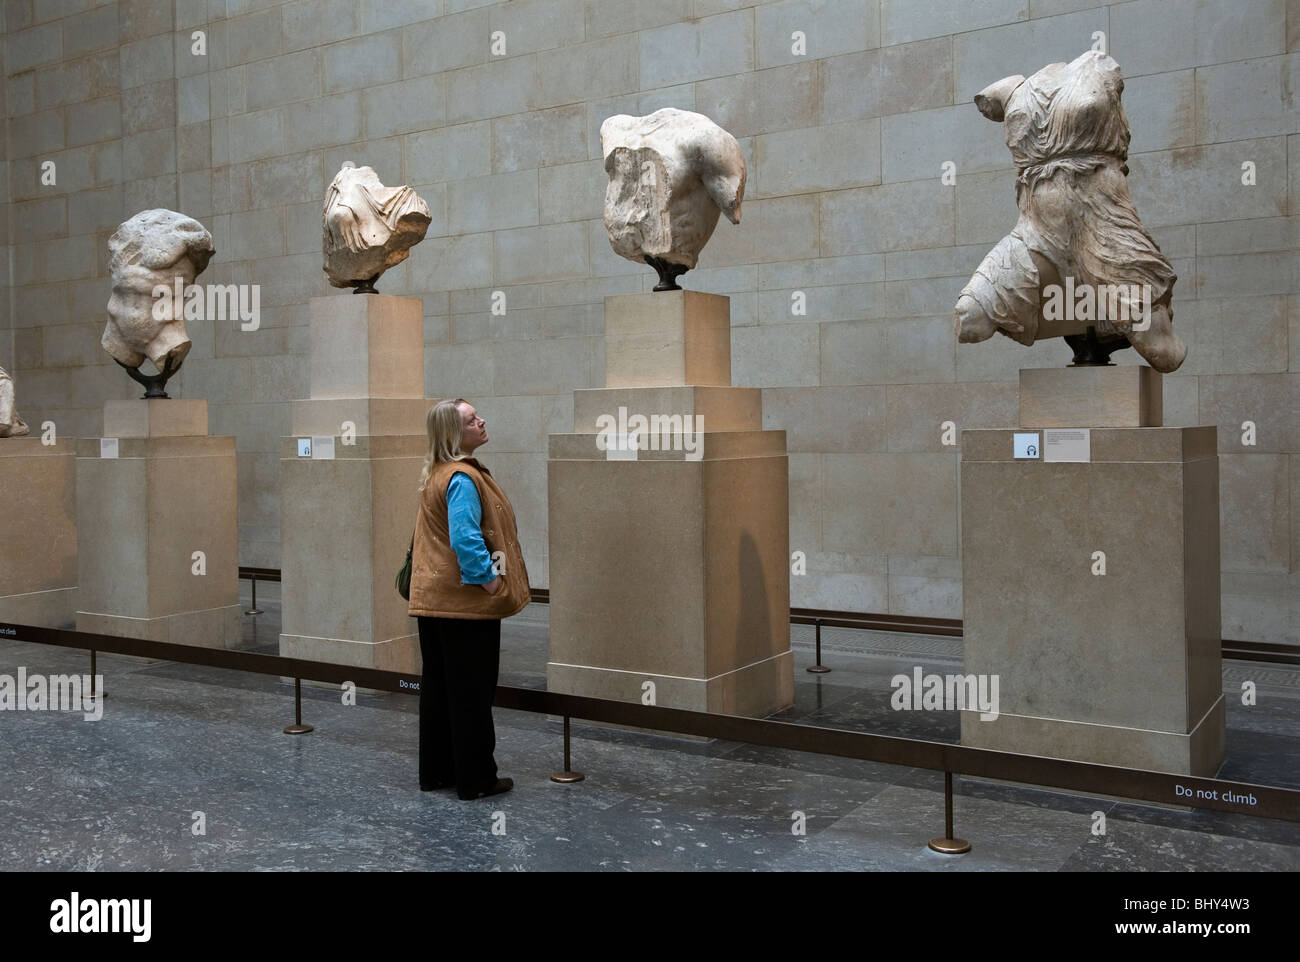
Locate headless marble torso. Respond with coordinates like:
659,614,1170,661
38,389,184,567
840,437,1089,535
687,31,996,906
955,51,1186,373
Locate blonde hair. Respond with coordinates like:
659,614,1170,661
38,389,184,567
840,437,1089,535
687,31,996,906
417,397,471,491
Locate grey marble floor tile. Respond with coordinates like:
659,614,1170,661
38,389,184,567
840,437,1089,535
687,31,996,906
718,741,919,785
1096,799,1300,848
1216,730,1300,788
542,733,892,821
792,684,963,743
771,784,1089,872
952,776,1125,817
1,599,1296,872
1058,818,1300,872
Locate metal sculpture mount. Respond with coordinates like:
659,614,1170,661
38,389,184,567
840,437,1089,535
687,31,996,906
1065,326,1131,367
322,163,431,293
643,255,689,293
103,209,215,399
115,354,182,400
601,108,746,292
953,51,1187,373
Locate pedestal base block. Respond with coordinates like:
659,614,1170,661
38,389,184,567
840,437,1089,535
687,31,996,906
103,398,209,437
309,295,424,399
278,435,424,673
1019,365,1162,427
75,429,240,649
548,649,794,717
0,588,76,629
77,605,242,648
279,632,420,675
0,437,77,628
549,291,792,721
960,424,1225,776
604,290,732,388
281,293,430,674
547,429,791,718
960,695,1227,775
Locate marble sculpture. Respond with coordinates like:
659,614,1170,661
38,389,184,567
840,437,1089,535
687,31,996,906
322,163,431,292
954,51,1186,372
104,209,215,392
601,107,746,291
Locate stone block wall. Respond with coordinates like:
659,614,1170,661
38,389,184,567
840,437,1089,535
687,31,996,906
3,0,1296,643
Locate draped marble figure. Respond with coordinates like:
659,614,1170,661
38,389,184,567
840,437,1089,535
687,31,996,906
103,209,214,376
601,108,746,291
322,163,431,292
0,365,29,438
954,51,1186,373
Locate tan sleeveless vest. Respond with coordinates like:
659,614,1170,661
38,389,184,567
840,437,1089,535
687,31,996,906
408,458,531,620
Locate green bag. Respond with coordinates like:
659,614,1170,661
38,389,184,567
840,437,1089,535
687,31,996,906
396,533,414,601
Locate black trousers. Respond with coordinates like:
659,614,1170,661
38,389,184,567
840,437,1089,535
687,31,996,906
417,615,501,795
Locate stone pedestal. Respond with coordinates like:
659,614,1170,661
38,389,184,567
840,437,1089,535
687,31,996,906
1019,365,1162,427
76,399,241,647
959,368,1225,775
0,437,77,627
603,291,733,387
547,290,793,717
279,294,429,674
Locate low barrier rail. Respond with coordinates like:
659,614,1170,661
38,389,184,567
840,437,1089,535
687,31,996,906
3,620,1296,856
241,572,1300,668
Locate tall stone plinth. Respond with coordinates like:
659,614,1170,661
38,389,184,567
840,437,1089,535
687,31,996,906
278,294,430,674
547,291,793,717
0,437,77,627
959,367,1225,775
76,399,241,647
1019,365,1163,427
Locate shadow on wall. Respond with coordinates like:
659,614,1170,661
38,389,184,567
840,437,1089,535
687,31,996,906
734,531,770,669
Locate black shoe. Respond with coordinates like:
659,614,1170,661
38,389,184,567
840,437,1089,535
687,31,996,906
458,777,512,801
420,780,454,791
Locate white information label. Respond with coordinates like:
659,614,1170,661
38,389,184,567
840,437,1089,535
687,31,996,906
100,437,119,459
605,432,638,461
1043,428,1091,463
296,437,312,457
310,435,335,460
1013,432,1040,459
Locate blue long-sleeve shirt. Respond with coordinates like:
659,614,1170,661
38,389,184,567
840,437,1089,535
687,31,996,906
447,471,496,585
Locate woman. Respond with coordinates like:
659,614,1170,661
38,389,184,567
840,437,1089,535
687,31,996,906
408,398,531,800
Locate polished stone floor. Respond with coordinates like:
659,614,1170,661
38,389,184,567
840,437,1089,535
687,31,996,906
1,585,1296,871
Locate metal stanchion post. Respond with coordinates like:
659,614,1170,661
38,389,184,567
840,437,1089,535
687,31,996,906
550,715,585,783
807,618,831,673
928,771,971,854
245,573,263,616
283,677,313,734
90,649,105,698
